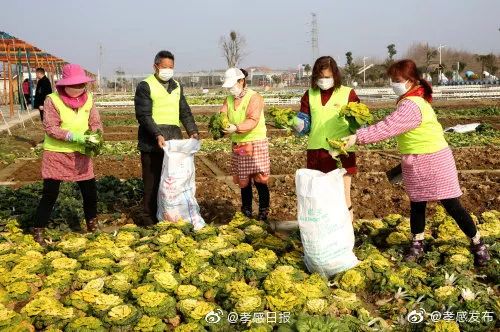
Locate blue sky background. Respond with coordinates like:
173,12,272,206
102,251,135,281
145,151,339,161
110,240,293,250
3,0,500,75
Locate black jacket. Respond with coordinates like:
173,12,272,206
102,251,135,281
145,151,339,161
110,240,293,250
134,75,198,153
34,76,53,109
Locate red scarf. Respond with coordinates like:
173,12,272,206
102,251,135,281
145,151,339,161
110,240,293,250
56,86,88,109
398,86,432,104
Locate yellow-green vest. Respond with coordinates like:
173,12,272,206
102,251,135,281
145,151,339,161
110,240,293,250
43,92,93,153
227,89,267,143
143,75,180,126
396,96,448,154
308,85,352,150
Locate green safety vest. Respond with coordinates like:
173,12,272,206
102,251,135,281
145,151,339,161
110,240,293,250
227,89,267,143
307,85,352,150
143,75,180,126
43,92,93,153
396,96,448,154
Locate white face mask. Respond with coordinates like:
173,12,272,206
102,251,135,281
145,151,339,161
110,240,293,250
229,84,242,97
390,80,409,96
64,86,86,98
158,68,174,81
317,78,334,90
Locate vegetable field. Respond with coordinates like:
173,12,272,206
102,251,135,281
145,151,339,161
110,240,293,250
0,100,498,331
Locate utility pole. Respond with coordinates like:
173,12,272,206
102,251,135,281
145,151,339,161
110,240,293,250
363,57,368,84
311,13,319,63
97,44,103,91
438,44,446,82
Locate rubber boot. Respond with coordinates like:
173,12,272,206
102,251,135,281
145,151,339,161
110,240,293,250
241,206,253,219
471,240,491,267
86,218,99,232
257,208,269,222
404,239,425,262
33,228,45,246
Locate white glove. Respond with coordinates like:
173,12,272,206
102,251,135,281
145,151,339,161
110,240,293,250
342,135,357,150
222,124,237,134
329,150,340,158
39,106,44,110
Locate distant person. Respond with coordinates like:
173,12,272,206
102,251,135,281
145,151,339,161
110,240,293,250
34,68,53,121
341,59,490,266
22,78,31,109
291,56,361,219
134,50,199,226
219,68,271,221
32,64,102,245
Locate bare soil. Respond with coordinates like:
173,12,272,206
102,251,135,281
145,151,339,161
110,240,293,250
2,156,215,182
204,147,500,175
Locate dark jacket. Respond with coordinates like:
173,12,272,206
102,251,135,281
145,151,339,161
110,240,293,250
34,76,52,109
134,75,198,153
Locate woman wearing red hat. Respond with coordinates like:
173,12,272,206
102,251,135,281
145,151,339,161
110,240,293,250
32,64,102,244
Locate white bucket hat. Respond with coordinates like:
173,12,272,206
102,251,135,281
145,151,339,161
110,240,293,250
222,68,245,88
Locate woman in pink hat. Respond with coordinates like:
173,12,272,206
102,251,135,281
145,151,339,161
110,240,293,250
32,64,102,244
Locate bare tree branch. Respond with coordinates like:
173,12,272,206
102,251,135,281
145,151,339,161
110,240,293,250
219,30,246,67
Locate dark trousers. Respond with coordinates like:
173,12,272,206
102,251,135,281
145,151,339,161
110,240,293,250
140,151,164,225
410,198,477,238
39,108,44,122
34,178,97,228
23,94,31,108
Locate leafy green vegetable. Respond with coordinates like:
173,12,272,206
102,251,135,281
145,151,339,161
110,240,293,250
84,129,104,157
339,102,373,133
208,113,229,140
268,106,296,129
0,196,498,330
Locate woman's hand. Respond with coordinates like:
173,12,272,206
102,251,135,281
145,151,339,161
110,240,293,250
69,132,86,144
222,124,237,134
328,150,340,158
342,135,357,149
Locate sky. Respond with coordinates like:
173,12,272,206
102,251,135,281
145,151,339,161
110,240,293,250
2,0,500,76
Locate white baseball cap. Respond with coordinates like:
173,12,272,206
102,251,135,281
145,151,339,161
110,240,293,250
222,68,245,88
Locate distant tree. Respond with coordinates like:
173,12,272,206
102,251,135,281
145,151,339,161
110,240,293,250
387,44,397,61
457,61,467,73
220,31,246,67
344,52,360,82
368,64,388,82
476,53,498,76
271,75,282,84
424,45,438,73
304,64,311,77
345,52,353,66
113,68,128,91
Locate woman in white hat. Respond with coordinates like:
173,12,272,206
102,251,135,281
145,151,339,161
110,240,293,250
32,64,102,244
219,68,270,221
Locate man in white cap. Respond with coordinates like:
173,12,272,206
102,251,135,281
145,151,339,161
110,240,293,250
219,68,271,222
134,50,199,225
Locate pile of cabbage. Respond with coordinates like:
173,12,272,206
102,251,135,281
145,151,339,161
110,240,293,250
0,207,498,331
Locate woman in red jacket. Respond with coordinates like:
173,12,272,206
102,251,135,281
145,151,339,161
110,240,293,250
292,56,360,219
